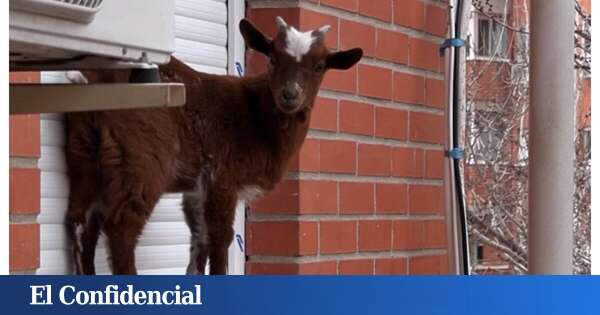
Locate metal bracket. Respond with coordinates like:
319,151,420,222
439,38,466,56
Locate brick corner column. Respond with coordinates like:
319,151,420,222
245,0,451,275
9,72,42,274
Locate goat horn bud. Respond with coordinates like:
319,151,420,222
275,16,288,30
317,25,331,36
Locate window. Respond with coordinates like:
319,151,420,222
476,244,485,262
476,15,508,58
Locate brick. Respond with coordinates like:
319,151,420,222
310,97,338,132
300,9,339,49
290,138,319,172
246,261,338,275
425,78,446,109
320,221,357,254
340,100,374,136
251,180,299,214
340,19,376,57
9,115,41,158
394,72,425,105
358,220,392,251
409,37,442,72
9,223,39,271
409,255,449,275
340,182,374,214
358,0,392,22
425,150,444,179
375,183,408,214
425,4,448,37
424,220,447,249
394,0,425,30
246,221,318,256
320,0,358,12
374,107,408,140
246,262,299,275
409,185,444,215
409,112,445,144
298,261,338,275
358,64,393,100
299,180,338,214
375,258,408,275
357,144,391,176
375,28,409,64
393,220,424,250
320,139,356,174
247,8,299,38
339,259,373,275
9,168,40,214
391,147,424,178
322,67,357,93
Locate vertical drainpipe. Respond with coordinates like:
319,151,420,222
444,0,471,275
528,0,575,274
444,0,460,274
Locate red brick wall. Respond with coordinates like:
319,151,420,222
245,0,450,275
9,72,41,274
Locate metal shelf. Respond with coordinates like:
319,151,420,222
10,83,186,115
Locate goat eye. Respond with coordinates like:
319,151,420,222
314,62,326,73
269,58,276,66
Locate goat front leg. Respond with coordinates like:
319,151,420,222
183,192,209,275
204,187,237,275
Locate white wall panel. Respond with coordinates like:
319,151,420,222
37,0,245,275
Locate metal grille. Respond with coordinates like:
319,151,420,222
11,0,105,23
54,0,103,9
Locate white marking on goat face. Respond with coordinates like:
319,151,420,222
238,185,264,201
284,27,317,62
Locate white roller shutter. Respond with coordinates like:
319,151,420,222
37,0,245,275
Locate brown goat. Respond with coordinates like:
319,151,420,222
64,17,363,275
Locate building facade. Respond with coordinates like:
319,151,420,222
464,0,591,274
9,0,452,275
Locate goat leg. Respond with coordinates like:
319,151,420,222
183,192,209,275
65,164,99,275
204,187,237,275
78,207,104,275
103,196,156,275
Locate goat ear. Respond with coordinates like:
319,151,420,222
326,48,363,70
239,19,272,56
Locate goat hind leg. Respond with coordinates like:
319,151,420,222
183,192,209,275
79,207,104,274
65,176,100,275
102,197,154,275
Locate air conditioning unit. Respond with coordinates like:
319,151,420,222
10,0,175,68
